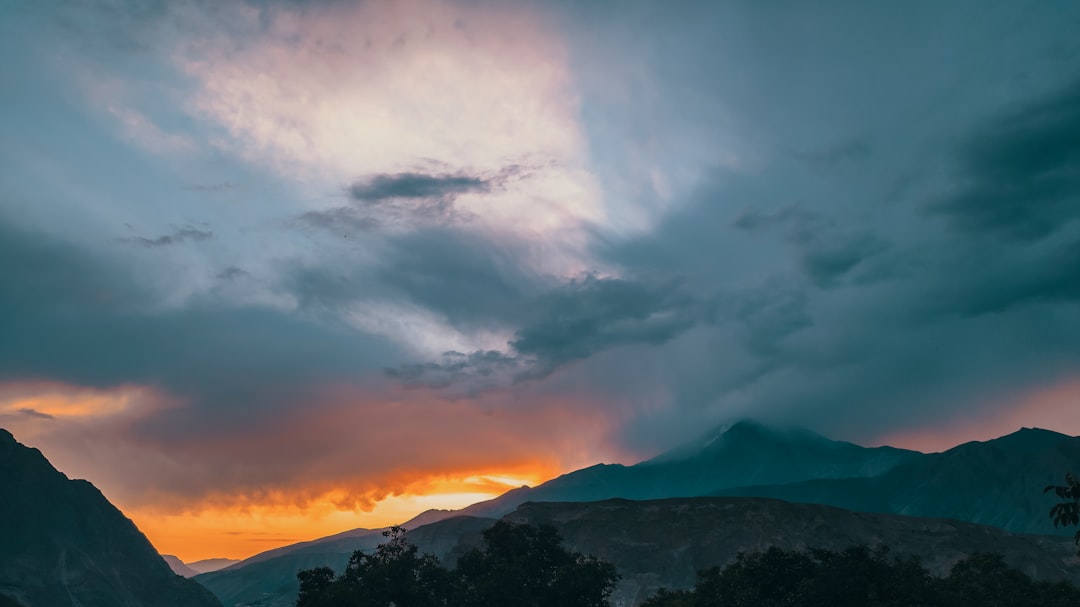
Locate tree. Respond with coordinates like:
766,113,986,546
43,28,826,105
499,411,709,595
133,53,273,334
295,522,618,607
296,526,451,607
454,520,619,607
1044,472,1080,555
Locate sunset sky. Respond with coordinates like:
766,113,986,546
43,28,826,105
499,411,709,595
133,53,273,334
2,0,1079,562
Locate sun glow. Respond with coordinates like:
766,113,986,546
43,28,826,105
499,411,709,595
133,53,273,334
132,468,554,563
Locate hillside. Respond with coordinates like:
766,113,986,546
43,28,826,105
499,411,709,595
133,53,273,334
713,427,1080,536
198,497,1080,607
0,429,222,607
456,420,922,519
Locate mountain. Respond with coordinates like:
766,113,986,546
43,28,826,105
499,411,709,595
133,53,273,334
162,556,239,578
195,421,1080,606
199,497,1080,607
195,516,495,607
713,426,1080,536
162,555,199,578
0,429,222,607
507,498,1080,606
455,419,922,518
186,558,242,575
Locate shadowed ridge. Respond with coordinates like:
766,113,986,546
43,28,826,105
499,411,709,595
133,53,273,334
0,428,223,607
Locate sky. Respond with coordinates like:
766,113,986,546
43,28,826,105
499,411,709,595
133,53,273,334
1,0,1079,562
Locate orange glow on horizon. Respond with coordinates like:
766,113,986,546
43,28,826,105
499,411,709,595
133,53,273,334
127,467,558,563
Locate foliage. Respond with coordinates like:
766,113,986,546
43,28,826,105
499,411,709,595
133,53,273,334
454,520,619,607
1045,472,1080,555
642,546,1080,607
295,522,617,607
297,527,451,607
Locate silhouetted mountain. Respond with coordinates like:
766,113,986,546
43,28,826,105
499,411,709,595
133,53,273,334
195,516,494,607
162,554,199,578
198,497,1080,607
162,556,239,578
713,426,1080,536
506,498,1080,606
186,558,241,575
0,429,222,607
194,422,1080,606
456,419,921,518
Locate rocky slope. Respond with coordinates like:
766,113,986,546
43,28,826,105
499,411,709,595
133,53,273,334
0,429,222,607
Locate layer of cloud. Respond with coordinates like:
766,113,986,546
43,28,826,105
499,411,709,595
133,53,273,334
116,225,213,247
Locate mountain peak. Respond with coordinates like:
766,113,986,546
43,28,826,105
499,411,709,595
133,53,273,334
979,426,1073,452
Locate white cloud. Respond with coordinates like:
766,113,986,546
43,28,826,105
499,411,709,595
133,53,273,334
177,0,605,274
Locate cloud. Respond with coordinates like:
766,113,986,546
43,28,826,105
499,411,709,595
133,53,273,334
348,172,490,203
179,0,605,261
386,350,524,391
510,275,706,376
927,77,1080,241
301,170,504,232
116,225,213,248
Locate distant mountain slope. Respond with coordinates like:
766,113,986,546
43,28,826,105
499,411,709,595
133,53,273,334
186,558,241,575
506,497,1080,607
0,429,222,607
198,497,1080,607
456,420,922,519
195,516,495,607
162,555,199,578
713,427,1080,536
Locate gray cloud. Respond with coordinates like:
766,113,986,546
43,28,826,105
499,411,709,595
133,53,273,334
510,275,706,377
386,350,524,391
301,170,513,232
928,77,1080,241
348,172,489,203
116,225,213,248
0,220,402,433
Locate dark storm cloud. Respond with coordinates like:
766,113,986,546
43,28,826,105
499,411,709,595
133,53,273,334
510,275,706,376
734,205,890,288
283,227,533,333
299,171,496,232
928,77,1080,241
386,350,524,390
797,233,890,289
348,172,490,203
0,220,402,433
116,225,213,247
375,229,532,329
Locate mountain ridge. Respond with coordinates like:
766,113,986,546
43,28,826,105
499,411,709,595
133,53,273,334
0,428,223,607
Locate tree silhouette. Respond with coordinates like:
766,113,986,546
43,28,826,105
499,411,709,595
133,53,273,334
454,520,618,607
642,546,1080,607
296,526,451,607
295,522,617,607
1045,472,1080,555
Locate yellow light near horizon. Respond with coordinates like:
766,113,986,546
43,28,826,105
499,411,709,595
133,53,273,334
130,470,554,563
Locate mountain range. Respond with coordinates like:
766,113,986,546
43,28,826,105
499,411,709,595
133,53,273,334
194,421,1080,607
0,429,222,607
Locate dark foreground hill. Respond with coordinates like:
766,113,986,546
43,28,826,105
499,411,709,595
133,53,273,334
0,429,222,607
197,497,1080,607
